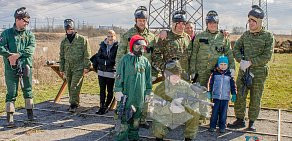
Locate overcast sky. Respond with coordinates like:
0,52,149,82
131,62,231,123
0,0,291,34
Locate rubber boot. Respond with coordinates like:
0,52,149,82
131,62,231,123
6,112,15,128
27,109,35,121
227,118,245,128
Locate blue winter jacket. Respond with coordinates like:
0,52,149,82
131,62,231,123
208,69,236,100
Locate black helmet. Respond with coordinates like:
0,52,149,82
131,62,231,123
64,19,74,30
248,5,264,19
134,6,148,19
14,7,30,19
172,10,187,23
164,59,182,75
206,10,219,23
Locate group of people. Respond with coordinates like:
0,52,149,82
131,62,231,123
0,4,274,141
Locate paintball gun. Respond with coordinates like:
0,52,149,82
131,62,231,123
240,47,254,96
13,59,30,89
114,95,136,133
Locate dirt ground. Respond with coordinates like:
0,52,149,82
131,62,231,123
0,94,291,141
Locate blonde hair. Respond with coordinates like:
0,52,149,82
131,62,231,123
107,30,116,40
108,30,116,35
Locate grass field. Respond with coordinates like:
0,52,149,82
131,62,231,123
0,33,291,113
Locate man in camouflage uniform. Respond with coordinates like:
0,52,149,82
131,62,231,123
115,6,155,128
227,5,274,131
59,19,91,113
188,10,235,119
152,60,202,141
189,10,235,87
0,7,36,127
152,10,190,81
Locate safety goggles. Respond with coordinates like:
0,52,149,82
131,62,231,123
133,44,146,52
22,18,30,24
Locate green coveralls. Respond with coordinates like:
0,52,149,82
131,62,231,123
115,25,155,125
233,29,274,121
0,25,35,106
114,54,152,141
59,33,91,106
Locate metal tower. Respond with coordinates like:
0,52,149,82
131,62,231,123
252,0,269,29
148,0,203,31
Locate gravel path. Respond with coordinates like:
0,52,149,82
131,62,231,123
0,94,291,141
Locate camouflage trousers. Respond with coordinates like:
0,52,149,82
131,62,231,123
234,67,268,121
65,68,84,105
115,107,142,141
197,69,212,118
152,112,200,139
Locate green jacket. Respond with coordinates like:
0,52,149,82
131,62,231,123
114,53,152,108
0,25,36,68
189,29,235,74
152,31,190,78
115,25,155,65
59,33,91,72
233,29,274,68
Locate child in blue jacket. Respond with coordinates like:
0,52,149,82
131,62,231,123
208,55,237,133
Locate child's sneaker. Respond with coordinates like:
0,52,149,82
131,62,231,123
208,128,215,132
219,128,225,133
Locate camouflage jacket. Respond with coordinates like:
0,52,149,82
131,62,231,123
233,29,274,68
189,29,235,74
115,25,155,65
152,30,190,78
59,33,91,72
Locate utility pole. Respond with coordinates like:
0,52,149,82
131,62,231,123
148,0,203,31
34,18,37,32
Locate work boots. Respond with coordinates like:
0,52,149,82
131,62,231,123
96,107,108,115
247,120,256,131
155,138,163,141
69,104,78,113
227,118,245,128
185,138,192,141
6,102,15,128
25,99,36,121
27,109,36,121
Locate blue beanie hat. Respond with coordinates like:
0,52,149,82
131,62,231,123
217,55,229,65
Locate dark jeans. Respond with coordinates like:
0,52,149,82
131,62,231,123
210,99,229,129
98,75,115,108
